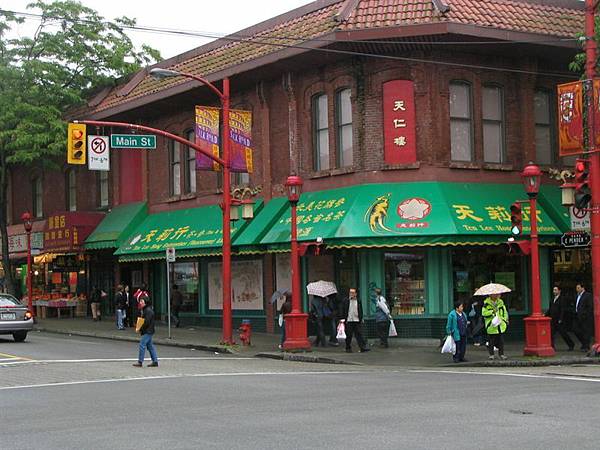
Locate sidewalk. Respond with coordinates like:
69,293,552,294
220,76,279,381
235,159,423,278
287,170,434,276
33,317,600,368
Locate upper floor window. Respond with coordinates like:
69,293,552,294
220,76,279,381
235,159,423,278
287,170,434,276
183,129,196,194
169,140,181,196
98,171,109,208
66,169,77,211
312,94,329,171
32,177,43,218
336,88,353,167
534,90,555,165
482,85,505,164
449,81,473,162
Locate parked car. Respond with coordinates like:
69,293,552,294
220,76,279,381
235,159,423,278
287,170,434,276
0,294,34,342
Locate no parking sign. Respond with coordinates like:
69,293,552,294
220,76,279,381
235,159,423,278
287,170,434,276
87,135,110,171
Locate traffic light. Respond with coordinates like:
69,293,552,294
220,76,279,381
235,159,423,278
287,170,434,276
574,160,591,210
67,123,86,165
510,202,522,236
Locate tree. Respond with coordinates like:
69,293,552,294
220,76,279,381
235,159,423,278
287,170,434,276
0,1,160,296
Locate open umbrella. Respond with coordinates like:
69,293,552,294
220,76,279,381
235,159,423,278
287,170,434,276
269,289,289,304
474,283,512,296
306,280,337,298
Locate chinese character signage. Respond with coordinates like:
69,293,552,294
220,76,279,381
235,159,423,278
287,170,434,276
44,212,103,252
383,80,417,165
195,106,253,173
557,81,584,157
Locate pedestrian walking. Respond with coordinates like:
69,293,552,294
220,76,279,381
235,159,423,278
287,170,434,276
124,285,135,327
133,295,158,367
90,286,102,321
467,300,485,346
573,282,593,352
374,287,392,348
114,284,126,330
310,295,327,347
545,285,575,351
446,300,468,363
171,284,183,328
482,293,509,360
339,288,370,353
278,292,292,350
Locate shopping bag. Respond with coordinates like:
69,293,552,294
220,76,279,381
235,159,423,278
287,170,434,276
135,317,145,333
278,314,284,327
491,315,501,327
336,322,346,340
441,335,456,355
388,320,398,337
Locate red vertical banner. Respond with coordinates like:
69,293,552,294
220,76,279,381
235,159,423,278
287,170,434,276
383,80,417,165
557,81,584,157
593,79,600,149
195,106,221,171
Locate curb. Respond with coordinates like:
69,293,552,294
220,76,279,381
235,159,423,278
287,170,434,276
448,357,600,368
34,327,233,354
255,352,362,365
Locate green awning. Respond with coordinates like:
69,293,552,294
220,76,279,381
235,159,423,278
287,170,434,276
84,202,147,250
232,197,289,254
259,182,562,249
114,201,262,261
539,185,570,232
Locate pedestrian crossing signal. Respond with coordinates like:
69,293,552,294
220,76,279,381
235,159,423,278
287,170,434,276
68,123,86,165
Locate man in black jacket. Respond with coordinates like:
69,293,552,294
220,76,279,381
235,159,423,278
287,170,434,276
574,283,594,352
339,288,370,353
545,285,574,351
133,295,159,367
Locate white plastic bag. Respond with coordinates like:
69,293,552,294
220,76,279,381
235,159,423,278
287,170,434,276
491,315,501,327
388,320,398,337
336,322,346,340
278,314,283,327
441,335,456,355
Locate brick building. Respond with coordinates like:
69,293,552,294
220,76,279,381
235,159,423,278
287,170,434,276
7,0,586,338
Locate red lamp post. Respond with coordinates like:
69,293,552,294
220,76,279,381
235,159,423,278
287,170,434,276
521,163,554,356
283,175,311,351
149,68,234,344
21,212,34,318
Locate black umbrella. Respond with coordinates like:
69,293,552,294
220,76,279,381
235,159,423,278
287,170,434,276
270,289,290,304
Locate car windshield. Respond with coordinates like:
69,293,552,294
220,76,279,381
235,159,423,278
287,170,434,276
0,295,20,307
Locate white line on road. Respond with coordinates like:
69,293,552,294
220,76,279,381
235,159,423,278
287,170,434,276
411,369,600,383
0,356,252,366
0,370,371,391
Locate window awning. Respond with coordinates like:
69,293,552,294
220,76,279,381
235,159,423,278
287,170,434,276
84,202,147,250
256,182,563,250
538,185,570,233
114,201,263,262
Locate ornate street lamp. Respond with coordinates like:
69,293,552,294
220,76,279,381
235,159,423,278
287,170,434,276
521,162,554,356
283,175,311,350
21,211,34,318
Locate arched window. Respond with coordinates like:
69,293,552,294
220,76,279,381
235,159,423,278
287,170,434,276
183,129,197,194
534,90,556,165
312,93,329,171
66,169,77,211
449,81,473,162
482,84,506,163
98,171,109,207
335,88,353,167
169,139,181,196
32,177,43,218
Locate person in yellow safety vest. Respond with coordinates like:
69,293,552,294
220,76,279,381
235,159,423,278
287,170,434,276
481,293,509,360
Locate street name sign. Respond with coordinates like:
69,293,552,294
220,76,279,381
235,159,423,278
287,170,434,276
561,231,591,248
110,134,156,149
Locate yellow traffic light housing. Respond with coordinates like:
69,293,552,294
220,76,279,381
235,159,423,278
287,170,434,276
67,123,86,164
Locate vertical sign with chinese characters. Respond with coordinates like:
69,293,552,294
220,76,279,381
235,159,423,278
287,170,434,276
383,80,417,165
557,81,584,157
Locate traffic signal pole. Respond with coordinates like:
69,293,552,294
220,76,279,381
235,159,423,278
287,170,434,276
585,0,600,356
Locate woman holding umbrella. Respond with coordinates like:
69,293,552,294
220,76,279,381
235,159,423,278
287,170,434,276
476,283,510,360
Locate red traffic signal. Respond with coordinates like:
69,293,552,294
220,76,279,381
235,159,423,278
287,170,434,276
574,160,591,210
510,202,522,236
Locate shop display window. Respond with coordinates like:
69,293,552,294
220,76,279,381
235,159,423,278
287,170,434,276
170,262,199,313
384,252,425,316
452,247,525,312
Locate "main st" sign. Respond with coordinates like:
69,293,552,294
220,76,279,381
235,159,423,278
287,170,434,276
110,134,156,149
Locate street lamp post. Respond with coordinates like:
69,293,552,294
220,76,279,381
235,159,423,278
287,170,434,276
521,163,555,356
21,212,34,318
283,175,311,351
150,68,234,344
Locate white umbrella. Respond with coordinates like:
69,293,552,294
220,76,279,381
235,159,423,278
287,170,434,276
306,280,337,298
474,283,512,296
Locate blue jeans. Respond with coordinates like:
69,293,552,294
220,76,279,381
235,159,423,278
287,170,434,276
280,320,286,345
138,333,158,363
116,309,125,329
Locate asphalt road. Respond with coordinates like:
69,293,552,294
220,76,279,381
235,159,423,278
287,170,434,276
1,332,600,450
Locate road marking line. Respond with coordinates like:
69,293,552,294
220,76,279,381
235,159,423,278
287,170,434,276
410,369,600,383
0,351,33,361
0,356,253,366
0,370,370,391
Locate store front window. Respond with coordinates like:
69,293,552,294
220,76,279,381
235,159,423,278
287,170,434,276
169,261,199,313
452,247,525,312
384,252,425,316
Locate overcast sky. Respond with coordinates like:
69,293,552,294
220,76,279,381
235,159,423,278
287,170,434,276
2,0,313,59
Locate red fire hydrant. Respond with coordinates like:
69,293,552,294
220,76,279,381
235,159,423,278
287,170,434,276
239,319,252,346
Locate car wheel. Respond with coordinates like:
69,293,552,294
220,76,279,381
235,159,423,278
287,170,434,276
13,331,27,342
